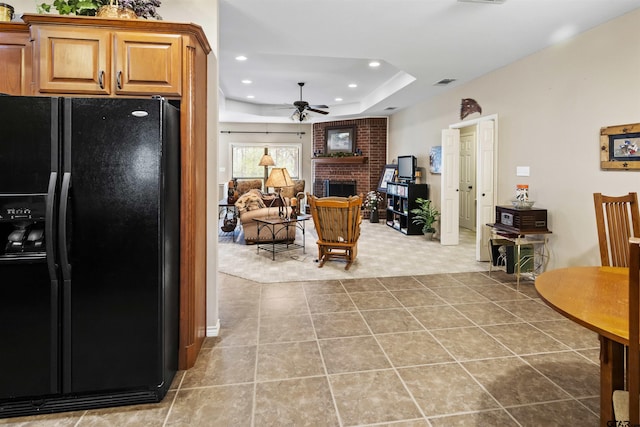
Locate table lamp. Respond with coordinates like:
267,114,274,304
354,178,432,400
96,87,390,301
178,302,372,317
258,151,275,191
265,167,294,218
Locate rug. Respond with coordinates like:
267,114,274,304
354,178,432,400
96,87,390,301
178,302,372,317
217,219,488,283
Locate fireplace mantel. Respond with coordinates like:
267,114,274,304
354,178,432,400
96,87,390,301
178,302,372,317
312,157,368,164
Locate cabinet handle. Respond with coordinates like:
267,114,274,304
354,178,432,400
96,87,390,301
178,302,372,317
98,71,105,89
117,71,122,89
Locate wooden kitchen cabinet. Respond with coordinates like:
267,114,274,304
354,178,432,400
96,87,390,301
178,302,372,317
31,25,181,96
15,13,212,371
0,23,32,95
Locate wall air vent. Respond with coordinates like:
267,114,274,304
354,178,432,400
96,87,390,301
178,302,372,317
434,79,456,86
458,0,506,4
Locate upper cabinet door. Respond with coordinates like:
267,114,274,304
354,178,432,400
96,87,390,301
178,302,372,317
35,26,111,95
114,32,182,96
0,26,32,95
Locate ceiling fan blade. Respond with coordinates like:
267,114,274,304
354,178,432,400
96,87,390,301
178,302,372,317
309,104,329,109
307,108,329,115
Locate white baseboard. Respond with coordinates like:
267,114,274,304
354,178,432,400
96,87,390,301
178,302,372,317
206,318,220,337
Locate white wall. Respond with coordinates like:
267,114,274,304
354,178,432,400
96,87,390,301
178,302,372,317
11,0,222,333
218,122,314,192
389,8,640,271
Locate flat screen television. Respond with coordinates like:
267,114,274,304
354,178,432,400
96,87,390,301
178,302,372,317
397,155,417,182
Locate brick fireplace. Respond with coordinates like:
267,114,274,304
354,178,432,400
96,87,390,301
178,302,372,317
312,118,387,197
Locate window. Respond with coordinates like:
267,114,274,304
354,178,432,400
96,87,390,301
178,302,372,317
231,143,301,179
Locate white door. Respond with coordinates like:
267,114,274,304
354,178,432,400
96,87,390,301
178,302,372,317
475,120,496,261
459,130,476,231
440,129,460,245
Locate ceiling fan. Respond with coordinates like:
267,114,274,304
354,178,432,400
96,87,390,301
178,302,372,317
289,82,329,121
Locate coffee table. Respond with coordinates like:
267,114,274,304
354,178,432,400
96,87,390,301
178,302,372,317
254,214,311,260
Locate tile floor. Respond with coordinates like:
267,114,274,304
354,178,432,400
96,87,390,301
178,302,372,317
1,270,603,426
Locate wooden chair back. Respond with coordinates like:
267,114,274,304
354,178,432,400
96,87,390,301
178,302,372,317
593,192,640,267
627,237,640,424
307,194,362,270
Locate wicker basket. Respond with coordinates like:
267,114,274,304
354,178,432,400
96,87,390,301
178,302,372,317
97,0,137,19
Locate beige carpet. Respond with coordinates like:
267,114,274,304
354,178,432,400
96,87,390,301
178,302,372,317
218,219,489,283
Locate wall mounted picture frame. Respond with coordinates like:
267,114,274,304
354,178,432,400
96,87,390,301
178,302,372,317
429,146,442,174
325,126,356,154
377,164,397,192
600,122,640,170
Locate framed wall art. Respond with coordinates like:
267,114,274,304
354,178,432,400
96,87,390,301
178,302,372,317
377,164,397,192
325,126,356,154
429,146,442,174
600,122,640,170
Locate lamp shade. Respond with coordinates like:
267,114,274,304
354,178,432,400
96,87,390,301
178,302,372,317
265,167,294,188
258,154,275,167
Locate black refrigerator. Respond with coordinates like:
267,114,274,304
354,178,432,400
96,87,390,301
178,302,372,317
0,96,180,417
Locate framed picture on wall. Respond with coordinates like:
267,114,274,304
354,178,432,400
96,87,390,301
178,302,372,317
600,122,640,170
429,146,442,174
377,164,397,192
325,126,356,154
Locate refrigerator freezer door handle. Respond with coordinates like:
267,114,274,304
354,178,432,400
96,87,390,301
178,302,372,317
59,172,71,280
46,172,58,279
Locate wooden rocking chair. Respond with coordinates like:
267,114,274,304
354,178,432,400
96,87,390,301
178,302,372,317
307,194,362,270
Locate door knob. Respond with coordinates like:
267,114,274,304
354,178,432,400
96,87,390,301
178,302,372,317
468,185,473,189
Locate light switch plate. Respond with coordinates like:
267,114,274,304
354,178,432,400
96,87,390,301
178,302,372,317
516,166,530,177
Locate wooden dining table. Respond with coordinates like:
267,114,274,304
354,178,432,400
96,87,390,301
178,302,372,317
535,266,629,427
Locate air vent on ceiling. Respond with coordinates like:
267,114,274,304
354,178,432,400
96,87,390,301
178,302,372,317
458,0,506,3
434,79,456,86
384,107,397,111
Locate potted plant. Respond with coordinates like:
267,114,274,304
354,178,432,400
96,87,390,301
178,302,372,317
363,190,384,223
37,0,161,18
410,198,440,239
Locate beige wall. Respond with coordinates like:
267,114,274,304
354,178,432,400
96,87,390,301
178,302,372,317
389,8,640,270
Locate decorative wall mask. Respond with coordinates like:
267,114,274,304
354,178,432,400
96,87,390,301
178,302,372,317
460,98,482,120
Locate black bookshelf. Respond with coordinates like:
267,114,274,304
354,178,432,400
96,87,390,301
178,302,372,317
384,182,429,235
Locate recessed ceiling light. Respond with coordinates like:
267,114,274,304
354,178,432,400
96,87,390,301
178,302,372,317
335,97,343,102
241,79,252,84
369,61,381,68
348,83,358,88
246,95,255,99
235,55,247,61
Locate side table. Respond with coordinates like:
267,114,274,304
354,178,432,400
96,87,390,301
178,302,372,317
218,199,239,241
487,225,552,289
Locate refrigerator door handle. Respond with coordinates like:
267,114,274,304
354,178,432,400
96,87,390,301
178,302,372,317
45,171,58,279
59,172,72,280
